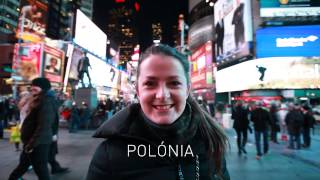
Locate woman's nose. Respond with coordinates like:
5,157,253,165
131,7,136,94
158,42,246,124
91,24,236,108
155,86,170,99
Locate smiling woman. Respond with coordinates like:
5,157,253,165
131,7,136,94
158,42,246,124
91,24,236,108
86,44,229,180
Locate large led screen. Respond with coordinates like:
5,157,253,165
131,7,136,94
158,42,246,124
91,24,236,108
190,41,214,90
216,57,320,93
214,0,253,65
256,25,320,58
260,0,320,17
85,54,119,89
16,0,48,42
74,10,107,58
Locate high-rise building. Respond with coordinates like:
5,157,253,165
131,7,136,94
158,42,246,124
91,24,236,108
0,0,20,34
47,0,81,40
80,0,93,19
105,0,139,69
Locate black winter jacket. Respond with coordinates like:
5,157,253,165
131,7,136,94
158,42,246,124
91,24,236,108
86,104,229,180
21,93,56,148
251,107,271,131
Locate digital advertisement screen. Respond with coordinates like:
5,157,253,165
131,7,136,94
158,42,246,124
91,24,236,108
43,45,65,83
216,57,320,93
190,41,214,90
74,10,107,58
83,54,119,89
256,25,320,58
214,0,253,65
12,43,42,82
260,0,320,17
16,0,48,42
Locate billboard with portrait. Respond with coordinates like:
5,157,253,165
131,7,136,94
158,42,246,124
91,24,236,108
214,0,253,65
256,25,320,58
12,43,42,83
190,41,214,90
16,0,48,42
43,45,65,83
216,57,320,93
260,0,320,17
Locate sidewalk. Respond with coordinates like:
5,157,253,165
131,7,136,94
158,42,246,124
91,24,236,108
225,127,320,168
279,133,320,168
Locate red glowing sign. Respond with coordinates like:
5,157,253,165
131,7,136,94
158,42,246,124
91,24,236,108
115,0,126,3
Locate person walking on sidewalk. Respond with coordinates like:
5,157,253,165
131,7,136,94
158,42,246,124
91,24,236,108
301,105,316,148
47,90,70,174
285,103,304,150
232,101,250,155
251,102,271,160
9,78,54,180
270,104,280,143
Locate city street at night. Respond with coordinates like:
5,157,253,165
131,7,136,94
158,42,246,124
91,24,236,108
1,0,320,179
1,126,320,180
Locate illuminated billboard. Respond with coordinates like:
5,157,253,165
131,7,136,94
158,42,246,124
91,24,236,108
256,25,320,58
43,45,65,83
190,41,214,90
260,0,320,17
74,10,107,58
16,0,48,42
12,43,42,83
216,57,320,93
214,0,253,65
87,54,119,88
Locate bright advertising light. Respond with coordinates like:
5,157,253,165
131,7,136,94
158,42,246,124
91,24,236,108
74,10,107,58
216,57,320,92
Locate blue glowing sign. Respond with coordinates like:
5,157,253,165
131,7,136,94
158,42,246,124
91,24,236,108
256,25,320,58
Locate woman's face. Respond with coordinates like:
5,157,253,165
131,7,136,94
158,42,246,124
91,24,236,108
137,54,190,125
31,86,42,95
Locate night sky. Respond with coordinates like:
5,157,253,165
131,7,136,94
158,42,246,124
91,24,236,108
92,0,188,51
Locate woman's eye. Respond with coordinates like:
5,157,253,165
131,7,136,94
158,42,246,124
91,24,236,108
169,81,181,86
143,81,155,87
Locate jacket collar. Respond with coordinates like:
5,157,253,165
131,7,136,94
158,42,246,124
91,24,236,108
93,103,200,145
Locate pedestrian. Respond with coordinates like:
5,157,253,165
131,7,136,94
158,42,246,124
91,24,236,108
232,101,250,155
0,98,5,139
9,77,55,180
10,123,21,151
251,102,271,160
269,104,280,143
80,102,91,129
86,44,230,179
69,101,80,133
278,103,288,141
285,103,304,149
301,105,315,148
47,90,70,174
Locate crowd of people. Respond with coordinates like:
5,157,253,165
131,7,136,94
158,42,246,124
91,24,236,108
231,101,317,160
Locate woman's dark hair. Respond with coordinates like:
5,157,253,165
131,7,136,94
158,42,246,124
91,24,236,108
137,44,229,176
